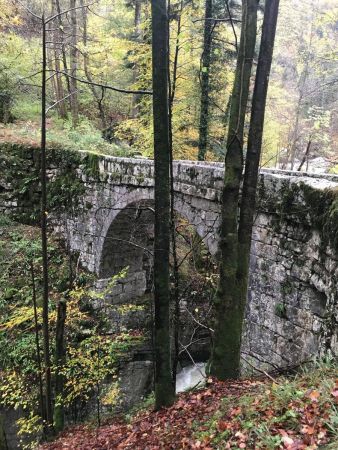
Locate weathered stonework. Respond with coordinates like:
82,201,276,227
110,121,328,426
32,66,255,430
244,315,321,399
243,173,338,369
1,143,337,371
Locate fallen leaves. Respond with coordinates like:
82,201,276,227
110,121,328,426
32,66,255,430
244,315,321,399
39,367,338,450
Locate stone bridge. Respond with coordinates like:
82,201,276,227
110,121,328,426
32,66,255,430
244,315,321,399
1,144,338,369
64,154,338,369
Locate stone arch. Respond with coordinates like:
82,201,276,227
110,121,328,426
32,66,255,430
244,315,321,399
94,189,154,275
99,198,155,299
96,190,219,300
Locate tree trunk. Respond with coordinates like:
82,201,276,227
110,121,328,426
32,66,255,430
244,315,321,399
198,0,213,161
70,0,79,127
238,0,280,289
53,299,67,433
209,0,258,380
81,0,107,128
151,0,175,409
0,415,8,450
132,0,142,117
52,0,67,119
168,0,183,387
41,17,53,429
55,0,72,99
31,262,44,421
297,139,312,171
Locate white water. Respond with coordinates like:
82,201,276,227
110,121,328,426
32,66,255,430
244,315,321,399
176,363,206,393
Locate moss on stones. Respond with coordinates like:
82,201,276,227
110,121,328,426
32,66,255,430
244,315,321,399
0,142,87,222
300,183,338,254
83,152,101,179
257,175,338,256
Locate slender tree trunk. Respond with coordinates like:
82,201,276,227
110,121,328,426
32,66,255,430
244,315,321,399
209,0,258,380
55,0,72,99
52,0,67,119
46,2,59,114
297,139,312,171
132,0,142,117
198,0,213,161
30,261,44,421
70,0,79,127
53,300,67,433
0,415,8,450
81,0,107,128
289,98,301,169
41,17,53,429
289,37,312,169
168,0,183,387
151,0,175,409
238,0,280,288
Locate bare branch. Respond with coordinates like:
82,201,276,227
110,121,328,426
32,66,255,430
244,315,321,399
241,355,279,384
45,2,97,25
15,0,42,21
50,70,153,95
192,17,241,24
182,306,214,333
46,90,78,114
224,0,238,54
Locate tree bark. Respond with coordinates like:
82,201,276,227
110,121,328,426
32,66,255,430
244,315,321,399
41,17,53,429
52,0,68,119
70,0,79,127
55,0,72,99
168,0,183,387
30,261,44,422
198,0,213,161
297,139,312,171
209,0,258,380
81,0,107,128
132,0,142,117
238,0,280,286
151,0,175,409
53,299,67,433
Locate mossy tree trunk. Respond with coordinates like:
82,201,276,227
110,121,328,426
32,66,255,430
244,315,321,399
210,0,280,380
209,0,259,380
151,0,175,409
238,0,280,280
198,0,213,161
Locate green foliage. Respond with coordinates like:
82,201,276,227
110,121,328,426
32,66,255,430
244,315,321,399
275,302,287,319
62,332,142,407
12,99,41,122
0,221,144,445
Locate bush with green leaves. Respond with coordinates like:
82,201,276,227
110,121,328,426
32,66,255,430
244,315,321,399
0,217,144,448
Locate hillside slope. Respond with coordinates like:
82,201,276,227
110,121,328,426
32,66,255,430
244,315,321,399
41,363,337,450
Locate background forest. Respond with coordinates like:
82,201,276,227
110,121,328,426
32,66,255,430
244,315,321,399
0,0,337,170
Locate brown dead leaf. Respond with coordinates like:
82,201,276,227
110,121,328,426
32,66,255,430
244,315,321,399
307,390,320,402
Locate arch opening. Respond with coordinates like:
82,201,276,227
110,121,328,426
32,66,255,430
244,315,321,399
99,199,155,301
98,199,218,364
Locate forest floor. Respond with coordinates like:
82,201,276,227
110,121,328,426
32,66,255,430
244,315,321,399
0,120,133,156
40,363,337,450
